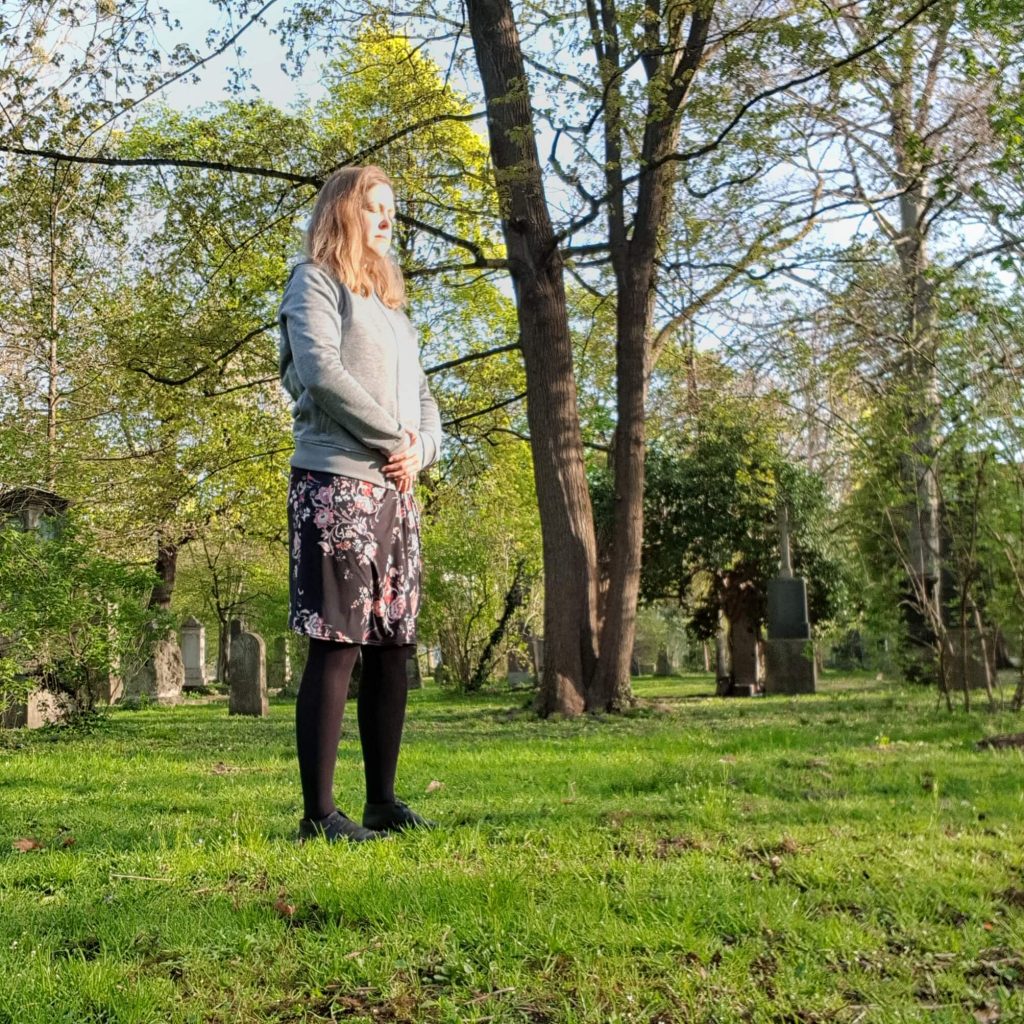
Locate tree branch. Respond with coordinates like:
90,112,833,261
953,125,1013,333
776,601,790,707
443,391,528,428
426,341,521,375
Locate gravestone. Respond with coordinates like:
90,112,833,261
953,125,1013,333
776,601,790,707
0,487,78,727
527,635,545,678
764,505,817,695
948,629,996,691
89,602,123,704
89,656,123,705
407,651,423,690
267,635,292,691
507,650,532,688
180,616,207,691
1,686,77,729
124,630,184,706
729,602,763,696
229,626,268,716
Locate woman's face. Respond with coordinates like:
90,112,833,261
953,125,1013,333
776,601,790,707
361,182,396,258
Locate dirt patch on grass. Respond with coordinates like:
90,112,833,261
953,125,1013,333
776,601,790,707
53,934,102,960
997,887,1024,909
261,984,426,1023
976,733,1024,750
611,834,711,859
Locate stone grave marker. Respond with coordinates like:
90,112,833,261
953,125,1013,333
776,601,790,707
764,505,817,695
407,652,423,690
124,629,184,706
229,625,268,717
655,648,671,676
507,650,532,688
180,616,208,691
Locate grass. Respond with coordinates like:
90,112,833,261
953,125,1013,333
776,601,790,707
1,671,1023,1023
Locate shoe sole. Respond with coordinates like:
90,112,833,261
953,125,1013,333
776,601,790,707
298,821,385,843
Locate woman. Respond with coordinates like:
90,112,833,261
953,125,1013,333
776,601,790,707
278,165,442,843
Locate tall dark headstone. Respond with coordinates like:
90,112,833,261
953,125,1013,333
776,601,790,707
764,505,817,695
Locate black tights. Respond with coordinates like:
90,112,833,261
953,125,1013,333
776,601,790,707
295,638,411,820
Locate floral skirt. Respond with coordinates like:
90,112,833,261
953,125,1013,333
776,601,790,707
287,468,421,646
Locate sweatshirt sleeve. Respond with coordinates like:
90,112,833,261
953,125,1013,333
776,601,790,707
416,362,443,470
279,263,409,456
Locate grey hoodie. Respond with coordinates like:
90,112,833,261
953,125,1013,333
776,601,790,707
278,260,442,485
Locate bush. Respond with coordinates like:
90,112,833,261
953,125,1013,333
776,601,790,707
0,518,158,717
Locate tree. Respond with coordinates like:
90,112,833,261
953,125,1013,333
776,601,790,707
419,438,542,690
783,0,1024,678
3,0,1002,714
593,395,847,691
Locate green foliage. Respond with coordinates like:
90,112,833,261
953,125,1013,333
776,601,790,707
0,516,157,712
594,401,849,639
419,441,542,690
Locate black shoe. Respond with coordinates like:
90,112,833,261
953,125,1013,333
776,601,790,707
362,799,437,833
298,810,384,843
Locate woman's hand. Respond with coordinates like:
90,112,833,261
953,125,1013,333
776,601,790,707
383,429,422,492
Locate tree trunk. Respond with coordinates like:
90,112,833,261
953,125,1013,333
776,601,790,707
46,170,63,492
589,277,649,710
466,0,599,715
468,558,528,692
587,7,713,711
891,63,944,687
147,536,179,611
217,615,230,685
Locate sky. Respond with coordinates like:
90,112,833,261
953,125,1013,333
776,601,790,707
156,0,327,112
121,0,1013,337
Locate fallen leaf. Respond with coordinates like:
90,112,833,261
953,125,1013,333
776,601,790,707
425,780,444,794
12,837,44,852
273,898,296,918
60,835,76,848
973,1005,1000,1023
983,922,994,931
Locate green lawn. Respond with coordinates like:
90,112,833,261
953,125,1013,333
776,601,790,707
1,672,1022,1023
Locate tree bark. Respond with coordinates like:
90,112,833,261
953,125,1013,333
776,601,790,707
147,536,179,611
589,6,713,710
468,558,528,692
466,0,600,715
892,86,943,684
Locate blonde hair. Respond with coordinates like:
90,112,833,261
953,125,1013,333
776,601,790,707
306,165,406,308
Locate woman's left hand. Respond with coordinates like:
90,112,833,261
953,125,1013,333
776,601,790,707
383,429,422,492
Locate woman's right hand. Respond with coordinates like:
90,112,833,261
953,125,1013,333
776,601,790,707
383,429,422,492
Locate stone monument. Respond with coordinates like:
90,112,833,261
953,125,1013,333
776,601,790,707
228,624,268,716
655,647,671,677
764,505,817,695
180,616,208,691
527,635,545,679
0,487,78,728
728,594,763,696
124,629,185,706
507,650,532,688
1,688,77,729
948,629,997,691
407,652,423,690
